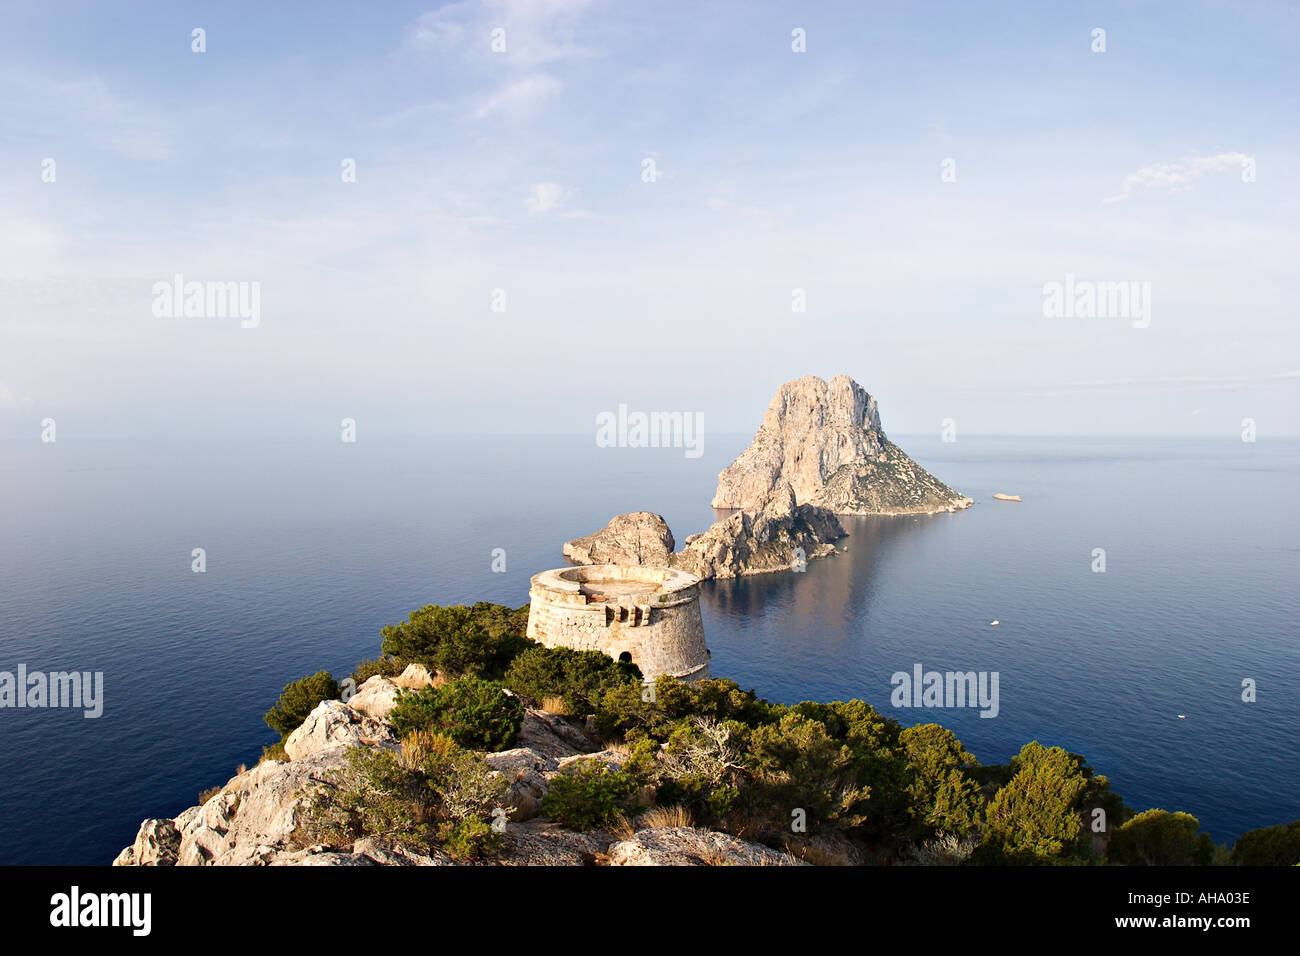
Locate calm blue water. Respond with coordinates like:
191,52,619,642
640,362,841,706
1,435,1296,864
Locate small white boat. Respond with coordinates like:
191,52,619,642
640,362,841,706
993,493,1022,502
1177,714,1186,719
990,620,1000,626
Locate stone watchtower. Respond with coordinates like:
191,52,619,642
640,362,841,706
526,565,710,683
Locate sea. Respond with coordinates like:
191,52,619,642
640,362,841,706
1,434,1296,865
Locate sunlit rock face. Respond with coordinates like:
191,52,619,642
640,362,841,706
712,374,972,516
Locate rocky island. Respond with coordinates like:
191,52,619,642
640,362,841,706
713,374,973,515
563,512,676,567
563,483,846,580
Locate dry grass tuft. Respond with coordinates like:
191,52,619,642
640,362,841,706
699,843,735,866
540,696,575,716
897,832,979,866
609,811,637,841
757,849,802,867
638,804,694,830
785,842,852,866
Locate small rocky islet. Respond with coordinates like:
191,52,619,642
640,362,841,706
564,373,971,579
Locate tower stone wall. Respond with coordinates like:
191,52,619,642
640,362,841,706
526,565,710,682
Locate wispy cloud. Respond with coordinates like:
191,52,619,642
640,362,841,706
408,0,598,66
1104,152,1252,203
406,2,474,49
491,0,599,67
474,73,562,118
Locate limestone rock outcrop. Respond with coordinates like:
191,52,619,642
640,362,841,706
557,750,627,773
282,837,453,866
517,707,598,760
563,512,675,566
670,482,846,579
122,746,356,867
607,826,806,866
283,699,397,761
497,819,613,866
115,740,467,866
392,663,437,690
347,675,400,720
112,818,181,866
712,374,972,515
563,485,845,581
484,747,556,821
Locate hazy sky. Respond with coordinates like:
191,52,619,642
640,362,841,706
1,0,1296,439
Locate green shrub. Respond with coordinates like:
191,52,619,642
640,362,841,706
439,817,502,861
1107,809,1214,866
351,656,404,685
541,758,638,830
420,737,512,823
975,742,1091,864
900,723,983,838
304,730,507,855
654,717,747,822
503,645,639,712
594,676,777,742
379,603,533,679
686,679,780,727
1230,820,1300,866
1074,754,1131,844
389,677,525,751
791,699,911,841
305,744,438,851
264,671,338,739
747,711,871,833
620,736,662,784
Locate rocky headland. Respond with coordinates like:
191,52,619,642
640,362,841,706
712,374,972,515
111,602,1294,868
113,663,805,867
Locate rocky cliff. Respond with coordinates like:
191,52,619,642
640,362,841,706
670,483,845,579
112,666,802,867
711,374,972,516
562,484,846,580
